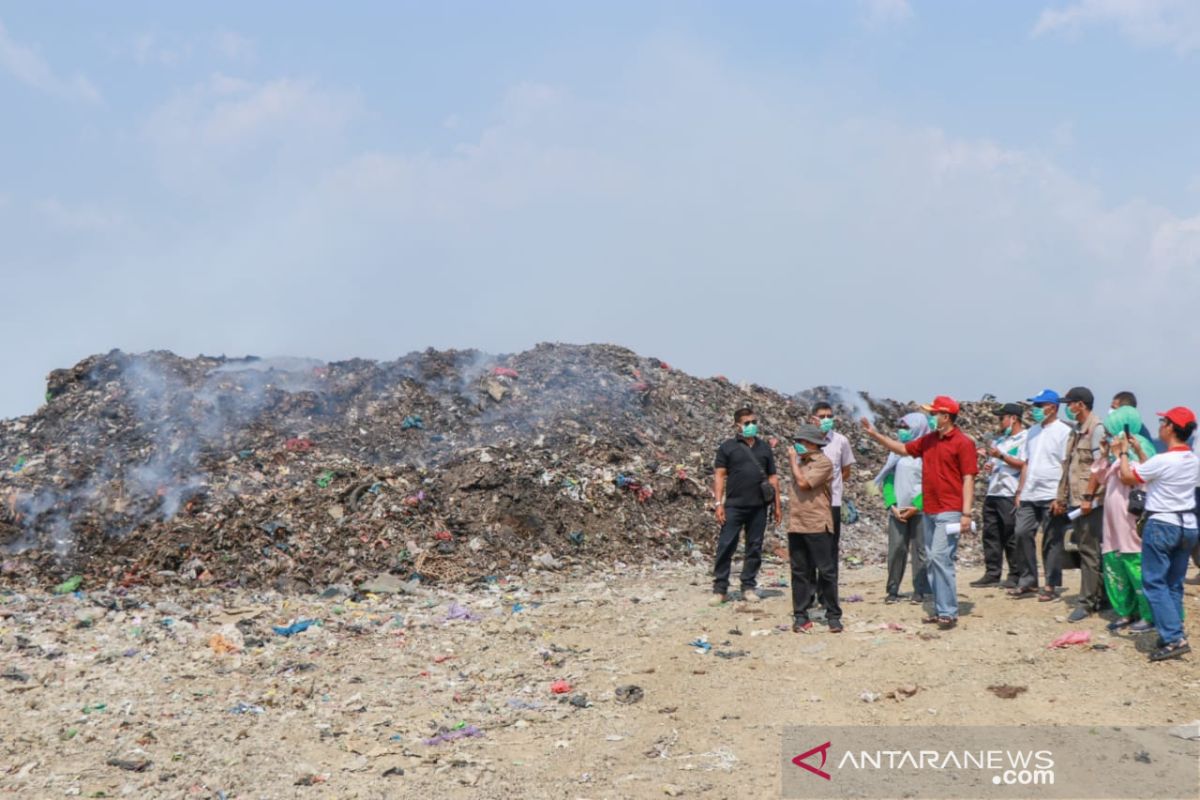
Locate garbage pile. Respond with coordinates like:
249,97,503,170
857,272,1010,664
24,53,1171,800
0,344,998,590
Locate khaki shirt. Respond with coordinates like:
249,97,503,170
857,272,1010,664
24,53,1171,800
1057,412,1105,506
788,453,835,533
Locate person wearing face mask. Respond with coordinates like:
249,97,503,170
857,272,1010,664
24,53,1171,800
786,424,840,632
861,396,977,629
971,403,1028,588
711,407,782,605
873,413,931,604
1056,387,1107,622
1009,389,1073,600
1111,391,1154,441
1112,406,1199,662
1092,405,1157,633
811,402,856,550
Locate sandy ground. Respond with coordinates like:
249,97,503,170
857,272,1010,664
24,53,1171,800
2,552,1199,799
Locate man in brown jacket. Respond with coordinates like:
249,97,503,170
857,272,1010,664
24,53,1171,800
786,424,839,633
1057,386,1106,622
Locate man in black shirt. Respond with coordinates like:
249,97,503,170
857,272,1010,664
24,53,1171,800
711,407,782,604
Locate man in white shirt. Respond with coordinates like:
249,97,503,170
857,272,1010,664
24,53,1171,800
971,403,1027,588
1008,389,1072,599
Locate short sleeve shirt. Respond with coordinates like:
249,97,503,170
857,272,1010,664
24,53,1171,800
1132,448,1200,528
904,427,979,514
788,453,835,533
714,437,777,508
822,431,856,506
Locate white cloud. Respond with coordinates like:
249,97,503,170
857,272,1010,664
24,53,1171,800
860,0,914,27
1033,0,1200,53
213,31,255,62
0,19,101,103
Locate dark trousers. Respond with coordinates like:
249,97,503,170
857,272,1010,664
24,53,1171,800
712,504,767,594
789,532,840,623
1014,501,1067,590
801,505,842,612
886,512,930,597
981,495,1019,581
1069,507,1105,610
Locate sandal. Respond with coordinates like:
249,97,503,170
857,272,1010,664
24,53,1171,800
921,615,940,624
936,616,957,630
1149,641,1190,662
1106,617,1132,632
1007,587,1036,598
1037,589,1057,602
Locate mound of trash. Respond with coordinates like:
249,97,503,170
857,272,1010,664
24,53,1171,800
0,344,999,591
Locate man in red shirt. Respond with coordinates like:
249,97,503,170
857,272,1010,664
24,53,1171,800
861,396,978,629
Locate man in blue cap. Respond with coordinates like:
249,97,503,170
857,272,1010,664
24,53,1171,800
1009,389,1072,600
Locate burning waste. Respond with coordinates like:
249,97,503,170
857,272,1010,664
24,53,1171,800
0,344,999,591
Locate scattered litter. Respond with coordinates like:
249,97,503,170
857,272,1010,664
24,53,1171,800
688,638,712,654
1167,721,1200,741
1048,630,1092,649
445,603,480,622
1,667,30,682
423,725,483,746
987,685,1028,699
714,650,749,659
106,758,152,772
860,691,880,703
229,702,265,715
845,594,864,603
506,699,543,710
885,685,920,701
272,619,317,637
550,680,573,695
52,576,82,595
615,685,645,704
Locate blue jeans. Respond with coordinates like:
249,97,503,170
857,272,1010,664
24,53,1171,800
923,511,961,618
1141,518,1199,645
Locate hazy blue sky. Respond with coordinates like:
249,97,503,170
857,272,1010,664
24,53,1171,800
2,1,1199,420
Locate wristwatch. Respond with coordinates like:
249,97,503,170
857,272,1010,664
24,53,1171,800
1082,493,1094,500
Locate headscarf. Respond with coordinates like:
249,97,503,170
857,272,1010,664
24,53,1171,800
1103,406,1156,463
874,412,930,487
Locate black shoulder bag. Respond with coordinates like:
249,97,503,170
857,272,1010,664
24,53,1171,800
741,441,776,506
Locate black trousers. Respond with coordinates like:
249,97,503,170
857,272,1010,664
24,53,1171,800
712,504,767,594
981,495,1019,581
1014,501,1067,590
789,532,840,623
801,505,842,612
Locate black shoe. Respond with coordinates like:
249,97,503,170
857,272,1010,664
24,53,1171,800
828,620,844,633
909,594,926,605
1000,578,1017,589
969,576,1000,587
1067,606,1091,623
884,594,900,604
1149,641,1190,662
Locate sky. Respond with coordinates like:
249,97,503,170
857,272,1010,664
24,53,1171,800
2,0,1199,421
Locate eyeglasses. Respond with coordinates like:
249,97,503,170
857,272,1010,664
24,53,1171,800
1158,419,1171,427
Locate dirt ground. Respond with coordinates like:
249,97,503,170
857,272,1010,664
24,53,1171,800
2,550,1199,799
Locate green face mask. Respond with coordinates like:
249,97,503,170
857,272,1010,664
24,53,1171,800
927,415,940,430
1031,407,1046,424
819,418,835,433
741,423,759,438
897,429,914,443
1002,425,1013,437
1063,405,1076,422
793,443,808,455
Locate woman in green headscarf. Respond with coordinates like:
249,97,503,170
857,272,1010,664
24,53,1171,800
1092,405,1157,631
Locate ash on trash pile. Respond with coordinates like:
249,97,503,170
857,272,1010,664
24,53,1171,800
0,344,994,590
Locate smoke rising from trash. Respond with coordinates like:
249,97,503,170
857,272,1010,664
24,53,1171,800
0,343,1004,586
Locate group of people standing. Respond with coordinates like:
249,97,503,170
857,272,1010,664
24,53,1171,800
710,390,1200,663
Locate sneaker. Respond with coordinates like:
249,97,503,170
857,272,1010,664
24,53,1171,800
1106,617,1132,632
793,620,814,633
742,589,762,604
708,593,728,607
969,576,1000,587
1129,620,1154,633
909,594,926,605
1067,607,1091,623
828,619,844,633
884,594,901,604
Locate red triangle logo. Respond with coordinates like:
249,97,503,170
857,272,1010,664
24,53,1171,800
792,741,832,780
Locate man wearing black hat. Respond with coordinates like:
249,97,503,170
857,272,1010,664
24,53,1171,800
1057,386,1106,622
786,424,840,633
971,403,1027,588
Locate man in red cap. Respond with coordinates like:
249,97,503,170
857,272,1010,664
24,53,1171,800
862,396,978,628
